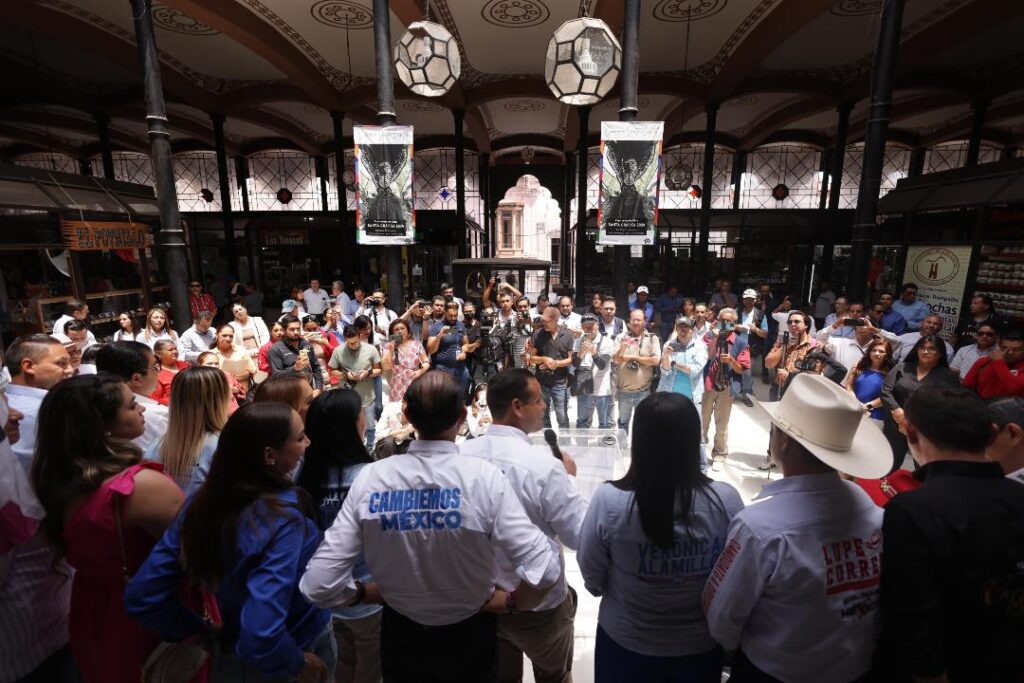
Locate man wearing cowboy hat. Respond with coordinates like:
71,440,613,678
702,373,891,683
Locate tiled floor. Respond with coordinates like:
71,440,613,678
522,379,777,683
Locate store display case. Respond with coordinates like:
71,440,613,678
974,245,1024,327
36,287,168,338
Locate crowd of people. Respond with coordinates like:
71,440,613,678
1,272,1023,683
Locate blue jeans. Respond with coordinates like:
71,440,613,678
595,625,722,683
363,402,377,451
735,367,754,397
694,399,708,474
616,390,649,433
212,620,337,682
577,394,613,428
540,380,569,429
373,375,383,420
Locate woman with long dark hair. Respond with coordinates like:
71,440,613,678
296,389,381,682
31,374,184,682
845,338,894,423
881,334,960,470
125,402,335,683
577,392,743,681
113,311,137,342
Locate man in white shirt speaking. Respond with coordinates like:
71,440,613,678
461,368,588,682
702,373,892,683
301,371,561,682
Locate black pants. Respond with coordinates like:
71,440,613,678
381,604,498,683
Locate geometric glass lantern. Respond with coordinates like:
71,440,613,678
544,17,621,106
394,21,461,97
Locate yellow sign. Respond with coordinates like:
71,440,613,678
60,220,150,251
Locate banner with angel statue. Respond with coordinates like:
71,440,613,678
597,121,664,246
354,125,415,245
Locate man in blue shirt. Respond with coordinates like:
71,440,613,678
891,283,930,332
736,290,769,407
632,286,655,331
877,292,908,335
426,302,469,396
655,285,684,341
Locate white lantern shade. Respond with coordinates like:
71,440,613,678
394,20,461,97
544,17,622,106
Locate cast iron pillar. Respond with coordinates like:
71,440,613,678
847,0,905,302
371,0,405,306
574,106,591,304
965,98,989,167
822,103,852,283
731,151,747,210
561,151,574,282
610,0,641,309
130,0,191,328
234,156,250,212
211,113,238,277
330,111,358,279
454,108,467,259
694,103,718,295
96,114,115,180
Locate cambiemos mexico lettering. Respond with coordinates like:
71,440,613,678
368,487,463,531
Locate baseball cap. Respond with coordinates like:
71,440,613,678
281,299,298,312
742,288,758,299
581,312,599,324
636,286,649,294
675,315,695,328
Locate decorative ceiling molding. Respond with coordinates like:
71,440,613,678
697,0,780,84
829,0,879,18
152,3,218,35
504,100,546,112
403,101,444,113
481,0,551,28
652,0,728,23
309,0,374,30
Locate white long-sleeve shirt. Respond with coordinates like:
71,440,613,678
702,473,883,683
459,425,587,612
815,326,899,372
893,331,954,364
300,439,561,626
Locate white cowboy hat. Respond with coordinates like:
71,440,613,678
754,373,892,479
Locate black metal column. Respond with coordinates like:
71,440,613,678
731,151,747,210
211,113,238,277
847,0,905,302
561,151,573,281
694,103,718,295
909,146,926,178
817,149,832,210
965,98,988,167
78,158,92,176
822,103,852,283
316,156,330,211
130,0,191,328
609,0,641,309
234,156,250,212
330,111,357,279
574,106,591,304
454,108,466,259
96,114,115,180
371,0,404,305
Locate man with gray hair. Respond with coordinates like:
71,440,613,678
701,308,750,471
177,310,216,363
5,335,73,470
893,313,953,363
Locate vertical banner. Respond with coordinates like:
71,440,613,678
905,245,973,340
597,121,664,246
354,125,415,245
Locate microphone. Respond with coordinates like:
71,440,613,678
543,429,562,461
781,331,790,347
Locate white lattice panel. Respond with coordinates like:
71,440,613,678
12,152,78,174
247,151,322,212
173,151,238,213
836,143,911,210
90,152,155,187
739,144,823,209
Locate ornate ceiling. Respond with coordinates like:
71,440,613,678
0,0,1023,162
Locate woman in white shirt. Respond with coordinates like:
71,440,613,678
228,302,270,360
135,307,178,349
112,311,138,342
577,391,744,682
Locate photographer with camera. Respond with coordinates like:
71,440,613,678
815,302,900,373
399,297,431,344
574,313,615,428
613,309,662,434
701,308,749,471
427,301,472,398
483,277,521,326
526,307,575,429
734,289,769,407
766,311,824,405
493,296,535,372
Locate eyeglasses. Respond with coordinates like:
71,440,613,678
787,320,803,325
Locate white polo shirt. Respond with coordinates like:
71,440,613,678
134,394,169,452
702,473,883,683
893,331,954,364
302,287,330,315
300,439,561,626
6,384,47,473
460,425,587,612
815,326,900,372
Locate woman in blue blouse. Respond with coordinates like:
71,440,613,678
295,389,381,683
125,402,334,683
845,338,894,424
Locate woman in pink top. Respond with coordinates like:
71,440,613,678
380,318,430,402
31,375,185,683
258,321,285,373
